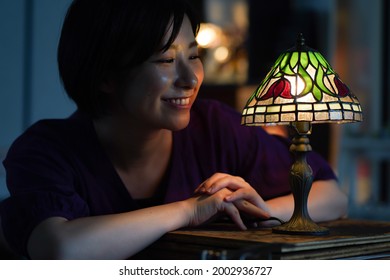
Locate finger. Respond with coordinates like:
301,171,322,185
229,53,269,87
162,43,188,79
200,176,247,194
222,202,247,230
233,199,271,219
194,173,231,193
225,190,269,211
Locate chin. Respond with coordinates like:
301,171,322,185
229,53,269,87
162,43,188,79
169,116,191,131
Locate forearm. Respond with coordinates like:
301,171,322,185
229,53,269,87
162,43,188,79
266,179,348,222
27,200,190,260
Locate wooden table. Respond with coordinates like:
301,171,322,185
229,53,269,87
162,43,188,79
133,219,390,260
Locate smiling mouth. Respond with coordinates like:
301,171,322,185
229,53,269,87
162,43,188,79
163,97,190,106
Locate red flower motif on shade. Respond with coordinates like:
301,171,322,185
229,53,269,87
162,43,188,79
260,78,293,100
334,76,350,97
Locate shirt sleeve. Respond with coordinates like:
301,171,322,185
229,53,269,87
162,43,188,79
1,124,89,258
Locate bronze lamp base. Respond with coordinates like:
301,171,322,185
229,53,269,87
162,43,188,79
272,121,329,236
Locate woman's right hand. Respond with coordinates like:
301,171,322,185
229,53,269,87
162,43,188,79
184,187,270,230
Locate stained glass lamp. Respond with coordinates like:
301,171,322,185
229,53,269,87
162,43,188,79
242,34,363,235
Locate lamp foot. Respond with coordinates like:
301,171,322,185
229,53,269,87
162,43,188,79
272,218,329,236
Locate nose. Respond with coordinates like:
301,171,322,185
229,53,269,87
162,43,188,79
175,60,199,89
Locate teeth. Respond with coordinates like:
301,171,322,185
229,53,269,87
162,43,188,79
167,98,190,105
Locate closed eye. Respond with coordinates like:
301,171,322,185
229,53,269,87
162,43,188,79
155,56,200,64
156,58,175,64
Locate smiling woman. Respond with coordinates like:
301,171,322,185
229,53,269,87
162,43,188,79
0,0,347,260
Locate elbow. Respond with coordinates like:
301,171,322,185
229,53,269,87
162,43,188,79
28,233,75,260
327,184,349,220
309,180,349,222
27,217,80,260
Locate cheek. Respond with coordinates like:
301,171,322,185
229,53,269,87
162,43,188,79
152,74,173,92
126,71,172,100
139,67,173,94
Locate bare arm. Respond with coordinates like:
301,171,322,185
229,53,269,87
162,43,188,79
28,201,190,259
265,179,348,222
27,188,267,260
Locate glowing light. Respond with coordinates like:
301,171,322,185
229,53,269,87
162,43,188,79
196,23,222,48
286,75,305,96
214,46,229,62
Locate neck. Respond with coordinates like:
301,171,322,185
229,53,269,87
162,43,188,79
93,116,172,170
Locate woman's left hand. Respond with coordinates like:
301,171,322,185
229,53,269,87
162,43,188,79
194,173,271,220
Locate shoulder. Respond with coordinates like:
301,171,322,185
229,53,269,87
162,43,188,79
5,111,93,161
28,111,90,137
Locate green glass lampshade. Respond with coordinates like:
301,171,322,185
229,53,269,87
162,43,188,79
242,33,363,126
241,34,363,236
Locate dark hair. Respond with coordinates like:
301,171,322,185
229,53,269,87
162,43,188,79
58,0,200,118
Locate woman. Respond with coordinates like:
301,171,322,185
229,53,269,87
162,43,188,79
0,0,347,259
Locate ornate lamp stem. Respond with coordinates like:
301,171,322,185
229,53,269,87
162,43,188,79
272,121,329,235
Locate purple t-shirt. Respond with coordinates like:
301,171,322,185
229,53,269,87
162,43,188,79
1,99,336,257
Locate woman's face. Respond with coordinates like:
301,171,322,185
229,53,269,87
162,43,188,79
111,15,204,131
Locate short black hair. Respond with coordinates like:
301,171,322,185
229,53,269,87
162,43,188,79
57,0,200,118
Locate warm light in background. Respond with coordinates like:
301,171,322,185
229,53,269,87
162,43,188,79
214,46,230,62
196,23,222,48
194,0,249,85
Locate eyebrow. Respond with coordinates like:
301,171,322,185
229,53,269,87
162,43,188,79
168,41,198,50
